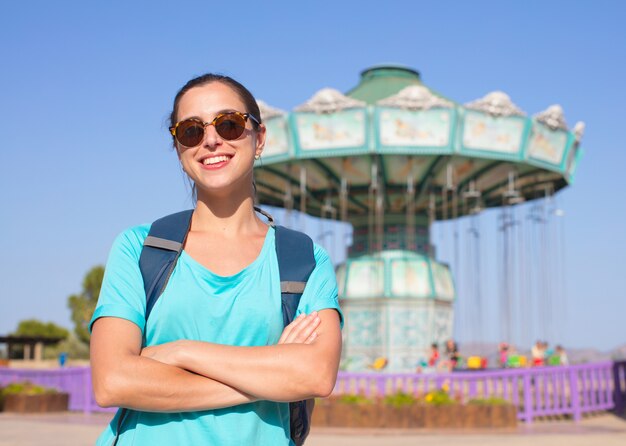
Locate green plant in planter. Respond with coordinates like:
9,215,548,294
1,382,58,397
383,392,418,407
467,397,509,405
423,389,456,406
338,394,372,405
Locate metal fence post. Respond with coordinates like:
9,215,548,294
84,367,92,414
522,370,533,423
376,374,386,397
569,366,581,422
614,361,625,416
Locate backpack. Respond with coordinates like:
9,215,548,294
112,207,315,446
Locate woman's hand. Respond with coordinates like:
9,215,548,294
141,341,182,367
278,312,321,345
141,312,320,365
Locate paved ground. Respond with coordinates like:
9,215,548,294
1,412,625,445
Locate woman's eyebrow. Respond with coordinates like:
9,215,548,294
178,109,241,122
215,108,239,115
178,115,203,122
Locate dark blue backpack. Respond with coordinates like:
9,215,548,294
112,207,315,446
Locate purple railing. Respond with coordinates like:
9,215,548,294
0,361,619,422
0,366,112,414
334,361,616,422
614,360,626,416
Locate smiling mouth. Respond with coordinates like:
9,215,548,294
202,155,232,166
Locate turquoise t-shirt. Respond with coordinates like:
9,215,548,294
90,224,342,446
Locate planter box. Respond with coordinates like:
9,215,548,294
313,397,517,429
2,393,69,413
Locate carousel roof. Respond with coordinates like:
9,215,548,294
254,65,584,221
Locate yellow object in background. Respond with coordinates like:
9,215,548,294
467,356,483,369
369,357,388,370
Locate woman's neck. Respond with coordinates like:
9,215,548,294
192,190,264,237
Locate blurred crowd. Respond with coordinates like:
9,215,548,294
414,339,569,372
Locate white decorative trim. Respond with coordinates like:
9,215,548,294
257,100,286,121
573,121,585,143
534,105,568,131
464,91,525,117
294,88,366,113
377,85,453,110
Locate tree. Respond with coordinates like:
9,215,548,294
68,265,104,344
9,319,70,359
12,319,69,339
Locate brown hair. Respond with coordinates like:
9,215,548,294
169,73,262,135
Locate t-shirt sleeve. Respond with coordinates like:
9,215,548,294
89,225,150,335
295,244,344,328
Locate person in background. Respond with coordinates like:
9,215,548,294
498,343,509,368
531,340,544,366
444,339,460,371
428,343,440,368
556,345,569,366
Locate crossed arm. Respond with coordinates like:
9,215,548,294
90,309,341,412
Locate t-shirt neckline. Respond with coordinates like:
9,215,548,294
179,225,274,282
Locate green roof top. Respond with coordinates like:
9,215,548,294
345,64,456,105
346,65,423,104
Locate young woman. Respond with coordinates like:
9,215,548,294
90,74,343,445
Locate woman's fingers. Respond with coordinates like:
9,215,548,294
278,312,320,344
278,313,306,344
304,331,317,344
288,312,320,343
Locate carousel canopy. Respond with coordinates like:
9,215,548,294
254,65,584,222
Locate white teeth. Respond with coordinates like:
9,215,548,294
203,155,230,165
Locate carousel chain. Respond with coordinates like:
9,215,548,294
299,166,307,214
406,174,416,250
428,192,435,256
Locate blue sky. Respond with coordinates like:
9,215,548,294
1,1,624,351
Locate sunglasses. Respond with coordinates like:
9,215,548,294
170,111,261,147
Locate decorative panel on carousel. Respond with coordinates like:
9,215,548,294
432,304,454,344
390,259,432,298
343,305,384,348
526,122,572,170
345,260,385,298
291,109,368,156
376,108,455,154
565,143,581,181
432,263,455,300
262,117,291,160
460,110,528,160
388,303,429,348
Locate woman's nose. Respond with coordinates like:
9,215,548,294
202,124,222,148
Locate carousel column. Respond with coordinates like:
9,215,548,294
406,174,416,251
368,161,379,254
428,192,435,257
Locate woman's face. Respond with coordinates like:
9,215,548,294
174,82,265,199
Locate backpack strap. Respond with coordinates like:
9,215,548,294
274,225,316,326
274,225,316,446
139,209,194,321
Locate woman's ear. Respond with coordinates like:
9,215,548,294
255,124,266,158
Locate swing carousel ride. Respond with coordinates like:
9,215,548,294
254,66,584,371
